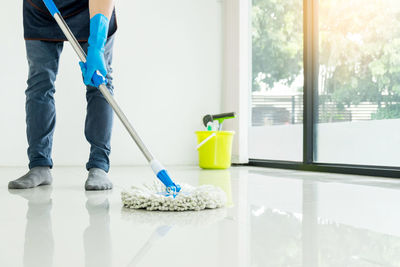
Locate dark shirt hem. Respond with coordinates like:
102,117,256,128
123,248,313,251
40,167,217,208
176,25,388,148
24,29,117,42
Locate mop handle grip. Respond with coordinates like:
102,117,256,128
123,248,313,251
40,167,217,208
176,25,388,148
212,112,236,119
202,112,236,127
43,0,60,16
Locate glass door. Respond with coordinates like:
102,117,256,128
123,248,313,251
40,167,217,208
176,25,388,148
249,0,304,161
316,0,400,166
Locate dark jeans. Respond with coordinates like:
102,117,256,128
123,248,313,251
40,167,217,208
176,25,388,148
25,36,114,172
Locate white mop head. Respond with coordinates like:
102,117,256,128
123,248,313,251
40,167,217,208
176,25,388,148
121,183,226,211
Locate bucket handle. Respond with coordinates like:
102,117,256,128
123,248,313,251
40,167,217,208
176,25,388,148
196,133,217,150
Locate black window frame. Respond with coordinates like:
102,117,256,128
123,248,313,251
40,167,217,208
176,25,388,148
247,0,400,178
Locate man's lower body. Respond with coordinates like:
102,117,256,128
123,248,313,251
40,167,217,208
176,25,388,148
9,36,115,190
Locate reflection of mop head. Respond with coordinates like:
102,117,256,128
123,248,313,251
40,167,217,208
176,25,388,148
121,183,226,211
121,207,227,227
199,170,233,207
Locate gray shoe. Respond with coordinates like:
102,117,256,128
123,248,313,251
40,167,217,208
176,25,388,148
85,168,113,191
9,167,53,189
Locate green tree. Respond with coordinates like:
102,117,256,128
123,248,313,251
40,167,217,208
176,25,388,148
319,0,400,113
252,0,400,120
252,0,303,91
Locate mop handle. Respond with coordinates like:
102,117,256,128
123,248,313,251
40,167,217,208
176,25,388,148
42,0,154,162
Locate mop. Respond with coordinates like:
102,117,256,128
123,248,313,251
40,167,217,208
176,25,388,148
42,0,226,211
121,183,226,211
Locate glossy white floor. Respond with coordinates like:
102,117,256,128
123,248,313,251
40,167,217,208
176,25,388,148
1,166,400,267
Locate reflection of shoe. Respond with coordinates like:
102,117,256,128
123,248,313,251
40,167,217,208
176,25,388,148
86,199,110,216
84,195,112,267
85,190,111,204
85,191,110,215
8,186,53,204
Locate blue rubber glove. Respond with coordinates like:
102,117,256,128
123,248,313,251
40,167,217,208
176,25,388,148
79,14,109,87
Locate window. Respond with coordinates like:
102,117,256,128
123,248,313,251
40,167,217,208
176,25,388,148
249,0,400,175
249,0,303,161
316,0,400,166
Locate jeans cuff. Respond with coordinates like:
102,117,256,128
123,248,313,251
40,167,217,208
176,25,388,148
29,159,53,169
86,161,109,173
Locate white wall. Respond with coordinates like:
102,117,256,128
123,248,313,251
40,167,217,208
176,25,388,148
0,0,222,167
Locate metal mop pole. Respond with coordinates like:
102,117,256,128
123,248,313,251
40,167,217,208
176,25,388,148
42,0,181,194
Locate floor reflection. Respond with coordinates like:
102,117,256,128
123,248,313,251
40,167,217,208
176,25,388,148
126,225,172,267
121,207,227,267
120,208,227,227
84,191,112,267
199,170,233,207
4,167,400,267
249,176,400,267
302,181,318,267
9,186,54,267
